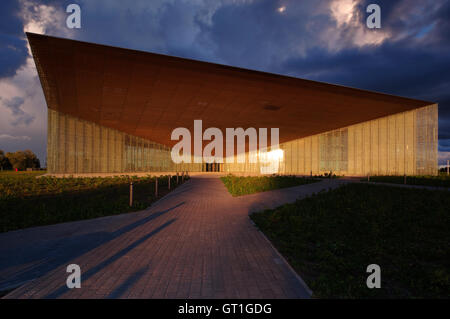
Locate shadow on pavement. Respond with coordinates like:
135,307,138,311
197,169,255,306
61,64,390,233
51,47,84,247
0,202,184,293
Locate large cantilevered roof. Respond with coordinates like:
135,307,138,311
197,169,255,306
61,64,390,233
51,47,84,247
27,32,432,147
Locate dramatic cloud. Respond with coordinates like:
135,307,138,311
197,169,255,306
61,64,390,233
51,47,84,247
0,0,28,78
0,0,449,164
1,96,35,125
0,134,31,141
198,0,334,70
0,0,67,162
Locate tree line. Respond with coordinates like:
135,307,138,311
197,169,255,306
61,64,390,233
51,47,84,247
0,149,41,170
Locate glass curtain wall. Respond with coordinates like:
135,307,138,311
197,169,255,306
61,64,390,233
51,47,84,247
47,109,176,174
275,104,438,176
223,104,438,176
48,104,437,176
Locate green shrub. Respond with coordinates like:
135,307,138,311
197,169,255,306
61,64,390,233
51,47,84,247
0,172,187,232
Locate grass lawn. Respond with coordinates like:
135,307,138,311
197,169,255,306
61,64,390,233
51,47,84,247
364,174,450,188
220,175,319,196
250,183,449,298
0,171,188,233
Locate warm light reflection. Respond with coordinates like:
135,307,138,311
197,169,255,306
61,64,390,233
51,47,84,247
330,0,356,27
259,149,284,174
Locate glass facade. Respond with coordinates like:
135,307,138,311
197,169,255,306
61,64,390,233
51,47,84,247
48,104,438,176
319,129,348,172
275,104,438,176
48,109,176,174
222,104,438,176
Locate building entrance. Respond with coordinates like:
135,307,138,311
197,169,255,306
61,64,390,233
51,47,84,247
203,163,223,172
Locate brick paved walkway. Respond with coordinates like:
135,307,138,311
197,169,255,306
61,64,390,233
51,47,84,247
1,175,345,299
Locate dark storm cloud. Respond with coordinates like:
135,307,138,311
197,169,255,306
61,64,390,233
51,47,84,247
437,95,450,152
439,139,450,152
198,0,333,71
0,0,28,78
431,0,450,43
283,42,450,96
356,0,449,44
158,1,208,60
1,96,35,126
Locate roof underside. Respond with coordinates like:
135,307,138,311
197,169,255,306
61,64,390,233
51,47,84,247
27,32,432,148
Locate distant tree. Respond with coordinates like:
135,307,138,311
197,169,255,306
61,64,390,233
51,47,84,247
24,149,40,169
0,150,12,170
6,151,26,170
5,150,40,170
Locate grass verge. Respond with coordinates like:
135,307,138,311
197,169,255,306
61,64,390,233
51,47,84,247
363,175,450,188
0,172,188,233
250,183,449,298
220,175,319,196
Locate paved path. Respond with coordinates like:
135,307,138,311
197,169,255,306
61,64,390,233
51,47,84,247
1,176,345,299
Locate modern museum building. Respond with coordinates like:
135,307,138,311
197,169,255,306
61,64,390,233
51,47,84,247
27,33,438,176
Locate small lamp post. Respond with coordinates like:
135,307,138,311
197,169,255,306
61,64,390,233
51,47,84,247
129,181,133,207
